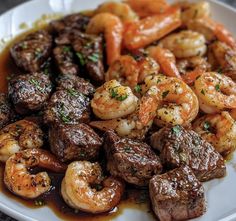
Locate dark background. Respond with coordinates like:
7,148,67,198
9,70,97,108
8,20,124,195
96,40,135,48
0,0,236,220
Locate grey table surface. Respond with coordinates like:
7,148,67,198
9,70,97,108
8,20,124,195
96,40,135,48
0,0,236,220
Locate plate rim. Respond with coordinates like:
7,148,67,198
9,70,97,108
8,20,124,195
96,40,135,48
1,0,236,221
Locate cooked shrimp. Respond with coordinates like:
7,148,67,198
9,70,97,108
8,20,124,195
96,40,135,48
94,2,138,22
147,46,182,79
181,1,210,26
193,111,236,157
61,161,124,213
159,30,207,58
105,55,159,88
0,120,43,162
90,85,161,139
147,75,199,127
176,56,211,84
91,80,138,120
124,0,169,18
86,13,123,65
4,149,66,199
187,17,236,49
123,7,181,50
208,41,236,80
194,72,236,114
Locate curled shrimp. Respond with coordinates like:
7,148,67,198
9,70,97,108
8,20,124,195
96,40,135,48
123,7,181,50
147,46,181,79
91,80,138,120
180,1,211,26
61,161,124,213
124,0,169,18
4,149,66,199
86,13,123,65
193,111,236,157
187,17,236,49
94,1,138,22
194,72,236,114
0,120,43,162
143,74,199,126
176,56,211,84
208,41,236,80
90,85,161,139
105,55,159,88
159,30,207,59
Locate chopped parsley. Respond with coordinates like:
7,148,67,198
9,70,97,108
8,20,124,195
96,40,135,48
58,104,71,123
162,90,170,98
124,146,132,153
20,42,28,49
34,48,42,59
63,46,71,53
215,84,220,92
201,89,205,95
171,125,181,135
134,85,141,93
67,88,78,97
217,68,223,75
87,53,100,62
29,79,44,92
110,87,128,101
203,121,211,131
76,52,86,66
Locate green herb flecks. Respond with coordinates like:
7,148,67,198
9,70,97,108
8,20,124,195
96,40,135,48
58,104,71,124
29,79,44,93
171,125,181,135
76,52,86,66
201,89,205,95
34,48,42,59
162,90,170,98
110,87,128,101
134,85,141,93
67,88,78,97
203,121,211,131
124,146,132,153
215,84,220,92
63,46,71,53
87,53,100,63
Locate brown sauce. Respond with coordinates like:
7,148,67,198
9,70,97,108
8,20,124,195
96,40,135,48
0,28,153,221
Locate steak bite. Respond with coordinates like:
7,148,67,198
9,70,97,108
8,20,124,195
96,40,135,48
104,130,162,186
55,30,105,83
50,13,90,33
10,30,52,72
44,89,91,125
8,73,53,115
72,32,105,83
0,93,15,129
150,125,226,181
149,165,206,221
53,45,79,76
49,123,103,162
57,74,95,97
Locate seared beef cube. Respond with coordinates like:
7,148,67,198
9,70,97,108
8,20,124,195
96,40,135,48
8,73,52,115
55,30,105,83
49,123,102,162
72,33,105,82
0,93,15,128
151,125,226,181
44,89,91,125
10,30,52,72
104,130,162,186
53,45,79,75
50,13,90,33
149,165,206,221
57,74,95,97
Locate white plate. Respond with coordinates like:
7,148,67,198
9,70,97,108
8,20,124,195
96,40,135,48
0,0,236,220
